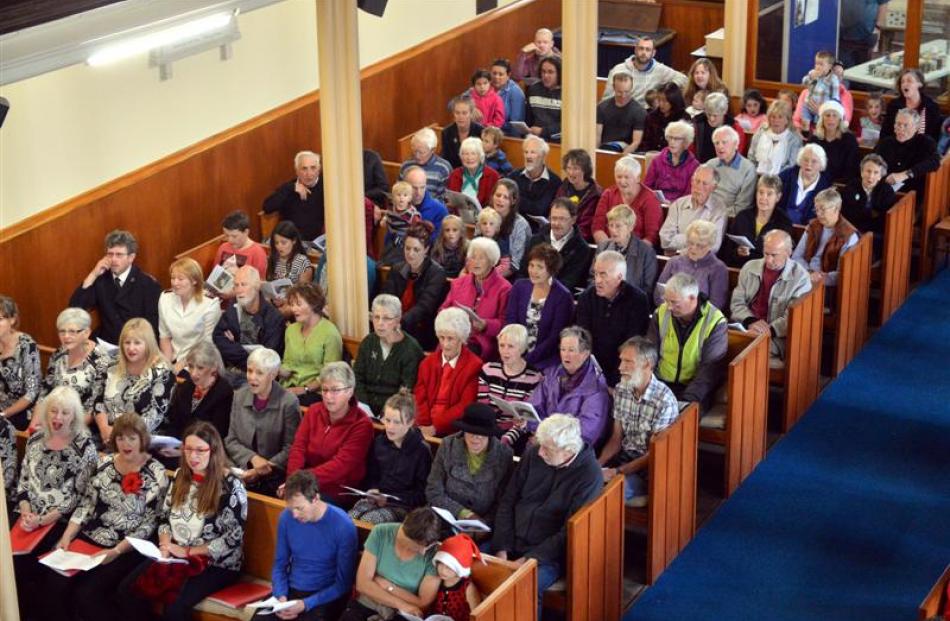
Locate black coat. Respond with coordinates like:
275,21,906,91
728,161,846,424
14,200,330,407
880,94,944,144
576,282,651,386
840,180,898,237
211,295,285,370
262,177,325,240
69,265,161,344
522,225,593,294
506,167,562,221
164,372,234,440
363,149,391,207
381,258,448,350
364,427,432,508
808,133,860,182
441,122,485,170
874,134,941,198
720,207,795,268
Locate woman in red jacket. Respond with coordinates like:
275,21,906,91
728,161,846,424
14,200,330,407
284,362,373,503
446,137,501,207
414,308,482,437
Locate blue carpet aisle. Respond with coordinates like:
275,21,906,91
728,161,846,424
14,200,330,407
627,269,950,621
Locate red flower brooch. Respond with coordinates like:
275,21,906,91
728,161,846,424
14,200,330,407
121,472,143,495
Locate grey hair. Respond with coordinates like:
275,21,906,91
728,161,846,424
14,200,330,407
763,229,794,253
704,92,729,115
619,335,658,369
372,294,402,321
665,120,695,143
435,307,472,342
498,323,529,355
236,264,262,288
896,107,921,125
319,361,355,388
38,386,89,439
711,124,739,145
183,341,225,377
460,136,486,163
614,154,642,179
860,153,888,176
814,187,842,212
594,250,627,279
104,229,138,255
665,272,700,299
686,219,717,248
559,325,592,353
523,135,550,157
412,128,438,150
536,414,583,455
294,150,320,168
468,236,502,267
535,27,553,39
695,163,720,185
797,143,828,171
247,347,281,375
56,307,91,331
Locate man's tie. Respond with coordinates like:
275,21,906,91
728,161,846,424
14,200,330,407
114,275,122,289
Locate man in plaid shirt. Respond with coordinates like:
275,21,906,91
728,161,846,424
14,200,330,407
598,336,680,506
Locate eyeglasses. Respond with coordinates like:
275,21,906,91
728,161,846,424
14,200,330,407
183,447,211,454
58,328,85,336
106,251,129,258
371,314,398,322
321,386,352,395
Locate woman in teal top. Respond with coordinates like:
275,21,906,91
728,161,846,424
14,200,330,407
280,283,342,407
339,508,442,620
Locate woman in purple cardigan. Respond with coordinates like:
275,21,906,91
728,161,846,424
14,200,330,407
440,237,512,361
642,120,700,203
505,243,574,370
653,219,730,311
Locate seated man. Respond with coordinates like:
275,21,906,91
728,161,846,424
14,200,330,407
213,265,285,375
256,470,358,621
262,150,325,240
491,414,602,619
521,197,593,293
403,165,448,244
490,58,527,136
598,336,680,507
506,135,562,222
705,125,757,217
512,28,562,86
399,127,452,202
576,251,650,386
603,35,687,106
648,272,728,411
70,229,161,344
215,210,268,279
730,230,812,363
596,70,646,154
659,165,727,255
791,188,859,289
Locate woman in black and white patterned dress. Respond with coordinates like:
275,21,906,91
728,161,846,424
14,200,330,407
41,412,169,621
41,308,111,426
0,295,42,432
13,386,99,615
94,318,175,443
117,421,247,621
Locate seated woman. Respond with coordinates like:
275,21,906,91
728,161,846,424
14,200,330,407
440,237,512,361
117,421,247,621
640,83,689,152
692,92,747,162
593,204,658,294
426,403,514,527
477,325,544,450
0,295,42,431
95,318,175,442
488,178,532,278
41,308,111,426
13,387,98,613
748,100,803,176
874,107,941,200
280,283,343,407
414,308,482,437
265,221,314,316
807,101,860,183
505,243,574,369
721,174,795,268
642,120,700,203
338,507,441,621
159,258,222,370
777,143,833,225
382,223,449,350
592,155,663,246
841,154,898,259
349,389,432,524
525,56,562,140
792,188,859,289
654,220,730,311
42,413,169,621
286,362,373,503
528,327,610,447
446,136,501,207
553,149,603,241
355,294,425,417
164,341,234,441
225,348,301,496
442,96,485,170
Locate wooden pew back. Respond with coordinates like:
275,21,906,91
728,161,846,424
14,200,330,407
382,160,402,187
258,211,279,242
878,191,914,324
830,233,872,376
243,491,287,580
919,154,950,281
918,564,950,620
174,234,226,277
774,281,825,432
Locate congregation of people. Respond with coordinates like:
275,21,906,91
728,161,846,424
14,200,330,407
2,23,948,621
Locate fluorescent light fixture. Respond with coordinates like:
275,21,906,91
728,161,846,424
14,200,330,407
87,12,233,66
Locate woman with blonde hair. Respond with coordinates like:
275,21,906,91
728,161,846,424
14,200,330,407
159,257,222,369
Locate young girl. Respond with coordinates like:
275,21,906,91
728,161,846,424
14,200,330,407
468,69,505,128
431,215,469,279
380,181,422,265
348,390,432,524
481,127,513,176
736,89,768,132
858,92,884,147
476,208,511,276
430,534,483,621
686,88,707,119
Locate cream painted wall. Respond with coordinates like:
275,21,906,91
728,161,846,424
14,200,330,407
0,0,515,228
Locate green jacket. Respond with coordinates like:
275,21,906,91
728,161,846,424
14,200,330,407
353,332,425,416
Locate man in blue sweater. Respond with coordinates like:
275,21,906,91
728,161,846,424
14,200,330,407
257,471,358,620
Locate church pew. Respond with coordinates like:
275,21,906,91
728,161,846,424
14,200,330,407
769,281,824,432
382,160,402,187
343,336,361,362
624,402,699,585
258,210,279,242
701,330,770,497
918,564,950,620
876,191,914,325
596,77,607,100
37,344,56,373
918,153,950,281
174,234,227,277
826,233,872,377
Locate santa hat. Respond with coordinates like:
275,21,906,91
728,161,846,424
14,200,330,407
433,534,483,578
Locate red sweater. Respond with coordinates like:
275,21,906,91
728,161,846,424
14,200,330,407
286,401,374,499
592,185,663,246
414,347,482,436
446,166,501,208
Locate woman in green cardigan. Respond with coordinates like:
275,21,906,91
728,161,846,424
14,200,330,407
279,282,343,406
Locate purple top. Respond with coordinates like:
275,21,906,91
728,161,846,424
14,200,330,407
505,278,575,370
642,148,700,202
528,357,610,446
654,252,730,311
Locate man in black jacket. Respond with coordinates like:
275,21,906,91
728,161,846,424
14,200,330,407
213,265,284,380
69,229,161,344
262,150,325,240
506,135,561,222
521,197,593,294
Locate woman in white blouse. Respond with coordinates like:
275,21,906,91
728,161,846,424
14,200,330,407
158,258,221,370
748,100,803,176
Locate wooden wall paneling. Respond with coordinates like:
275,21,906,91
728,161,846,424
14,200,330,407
830,233,872,376
878,191,914,324
656,1,725,75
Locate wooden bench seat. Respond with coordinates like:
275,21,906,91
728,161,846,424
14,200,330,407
918,564,950,620
826,232,872,377
876,191,914,325
918,153,950,282
769,282,824,432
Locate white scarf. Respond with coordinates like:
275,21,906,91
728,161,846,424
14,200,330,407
754,129,789,176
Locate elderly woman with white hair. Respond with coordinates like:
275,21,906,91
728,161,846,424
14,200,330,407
491,413,603,616
654,219,730,311
354,294,425,416
792,188,859,288
777,143,833,225
447,136,501,207
414,308,483,437
874,107,941,198
693,91,747,162
642,119,700,202
224,347,301,496
592,154,663,245
164,341,234,441
806,100,860,182
440,237,512,361
748,100,804,176
706,125,757,216
399,127,452,201
41,307,111,426
442,96,486,170
593,204,658,293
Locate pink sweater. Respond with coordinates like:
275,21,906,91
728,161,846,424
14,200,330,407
440,269,511,361
469,88,506,128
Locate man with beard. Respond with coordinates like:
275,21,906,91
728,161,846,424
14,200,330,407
213,265,285,379
597,336,680,507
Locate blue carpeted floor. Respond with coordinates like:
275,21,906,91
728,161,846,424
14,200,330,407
626,269,950,621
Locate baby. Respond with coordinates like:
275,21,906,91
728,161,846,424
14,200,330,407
859,92,884,147
686,88,708,119
380,181,421,265
800,50,841,128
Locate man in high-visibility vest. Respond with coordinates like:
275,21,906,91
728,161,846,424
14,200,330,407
648,272,728,411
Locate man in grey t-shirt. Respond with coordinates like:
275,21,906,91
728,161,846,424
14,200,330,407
596,70,647,155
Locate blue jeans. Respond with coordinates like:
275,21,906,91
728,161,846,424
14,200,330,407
537,560,563,620
624,471,648,500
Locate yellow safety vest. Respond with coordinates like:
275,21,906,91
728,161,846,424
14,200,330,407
656,301,725,385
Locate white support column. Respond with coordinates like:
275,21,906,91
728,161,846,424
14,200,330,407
561,0,599,157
